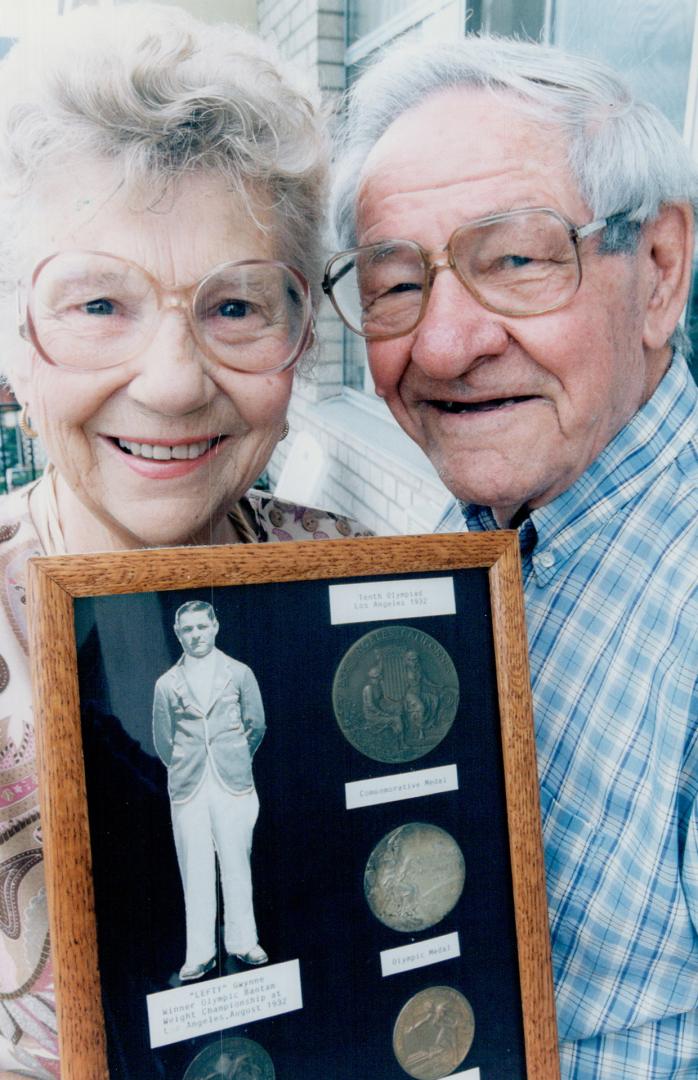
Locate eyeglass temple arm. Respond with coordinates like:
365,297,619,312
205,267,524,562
322,257,355,293
574,211,631,242
15,287,28,341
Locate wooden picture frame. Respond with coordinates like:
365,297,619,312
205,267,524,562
28,532,559,1079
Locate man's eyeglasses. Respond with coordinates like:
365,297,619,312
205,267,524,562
323,207,619,339
18,252,314,374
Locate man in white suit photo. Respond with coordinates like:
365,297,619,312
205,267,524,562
153,600,267,982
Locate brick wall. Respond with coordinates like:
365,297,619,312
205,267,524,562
258,0,344,89
259,0,450,535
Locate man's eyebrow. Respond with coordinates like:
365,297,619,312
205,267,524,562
468,201,555,218
363,202,561,247
497,201,542,213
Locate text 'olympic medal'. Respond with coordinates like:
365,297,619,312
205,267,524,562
364,823,465,933
332,626,459,763
393,986,475,1080
183,1036,275,1080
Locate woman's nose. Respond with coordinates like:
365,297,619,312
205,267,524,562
126,310,217,415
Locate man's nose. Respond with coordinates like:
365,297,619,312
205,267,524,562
127,309,217,415
409,267,510,379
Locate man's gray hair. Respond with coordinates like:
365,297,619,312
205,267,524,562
0,2,328,302
331,35,698,352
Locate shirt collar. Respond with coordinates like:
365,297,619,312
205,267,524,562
438,353,697,582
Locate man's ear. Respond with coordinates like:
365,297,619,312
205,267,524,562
642,203,694,351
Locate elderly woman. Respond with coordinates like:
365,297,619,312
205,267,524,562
0,5,363,1076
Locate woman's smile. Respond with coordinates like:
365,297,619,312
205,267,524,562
103,433,227,479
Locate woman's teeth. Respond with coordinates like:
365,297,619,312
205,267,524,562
117,438,212,460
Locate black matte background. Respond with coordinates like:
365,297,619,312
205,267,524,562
75,567,526,1079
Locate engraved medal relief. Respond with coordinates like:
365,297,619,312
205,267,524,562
393,986,475,1080
183,1036,275,1079
364,823,465,933
332,626,459,763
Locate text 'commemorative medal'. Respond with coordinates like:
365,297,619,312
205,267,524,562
332,626,459,763
364,823,465,933
393,986,475,1079
183,1036,275,1079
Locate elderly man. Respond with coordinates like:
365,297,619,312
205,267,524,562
153,601,268,982
325,37,697,1078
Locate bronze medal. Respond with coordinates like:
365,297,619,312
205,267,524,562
393,986,475,1079
333,626,459,763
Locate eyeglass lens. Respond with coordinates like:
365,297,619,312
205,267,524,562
328,209,581,337
29,252,308,371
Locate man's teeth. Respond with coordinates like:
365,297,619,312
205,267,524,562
117,438,212,460
440,397,525,413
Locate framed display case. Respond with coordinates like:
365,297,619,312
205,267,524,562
28,532,559,1079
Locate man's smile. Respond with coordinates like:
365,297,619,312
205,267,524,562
431,395,539,413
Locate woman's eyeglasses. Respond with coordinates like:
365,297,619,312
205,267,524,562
18,252,314,374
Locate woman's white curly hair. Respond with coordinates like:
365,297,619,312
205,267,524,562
0,2,328,304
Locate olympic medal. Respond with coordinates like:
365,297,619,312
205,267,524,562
364,822,465,932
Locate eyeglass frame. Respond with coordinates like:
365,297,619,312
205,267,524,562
17,250,316,375
322,207,628,339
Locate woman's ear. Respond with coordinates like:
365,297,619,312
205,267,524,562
642,203,694,351
0,295,34,404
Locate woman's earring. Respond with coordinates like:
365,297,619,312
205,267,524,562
279,419,289,442
19,404,37,439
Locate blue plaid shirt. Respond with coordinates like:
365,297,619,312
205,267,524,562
437,354,698,1078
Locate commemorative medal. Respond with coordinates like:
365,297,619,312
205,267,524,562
332,626,459,763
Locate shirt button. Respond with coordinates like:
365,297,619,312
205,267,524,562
537,550,555,569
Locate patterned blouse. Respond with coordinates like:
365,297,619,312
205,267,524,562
0,481,368,1078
